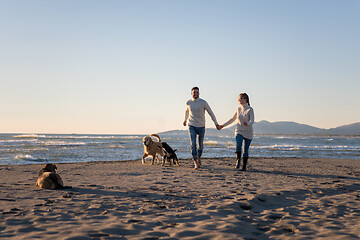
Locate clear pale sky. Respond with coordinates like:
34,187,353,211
1,0,359,134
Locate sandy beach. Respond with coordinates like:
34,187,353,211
1,157,359,239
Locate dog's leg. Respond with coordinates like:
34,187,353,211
162,156,166,166
151,155,155,165
156,154,160,165
142,153,148,164
173,154,179,166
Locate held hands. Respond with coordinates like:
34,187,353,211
184,122,225,130
216,122,247,130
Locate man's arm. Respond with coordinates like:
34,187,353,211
183,105,189,126
204,102,219,127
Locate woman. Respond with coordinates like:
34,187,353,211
219,93,254,170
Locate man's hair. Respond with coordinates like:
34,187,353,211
191,86,199,91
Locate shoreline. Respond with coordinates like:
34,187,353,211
1,157,359,239
2,155,359,166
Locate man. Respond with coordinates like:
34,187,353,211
183,87,220,169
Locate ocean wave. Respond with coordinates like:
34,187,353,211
0,139,37,143
99,145,126,149
117,136,142,139
265,136,309,140
2,134,359,165
252,144,360,151
13,134,46,138
204,141,219,146
50,135,142,140
43,141,87,146
227,142,235,146
49,136,110,140
251,144,303,151
318,145,360,151
268,145,297,151
14,154,43,161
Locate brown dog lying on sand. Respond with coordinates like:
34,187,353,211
36,163,71,189
142,134,165,164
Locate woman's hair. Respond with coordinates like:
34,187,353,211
239,93,250,106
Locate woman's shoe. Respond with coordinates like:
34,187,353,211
241,157,248,171
235,152,241,169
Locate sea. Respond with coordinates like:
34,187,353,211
0,133,359,165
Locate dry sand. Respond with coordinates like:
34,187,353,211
0,157,359,240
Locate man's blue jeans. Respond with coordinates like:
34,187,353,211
188,125,205,160
236,134,252,157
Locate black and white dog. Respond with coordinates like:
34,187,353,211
161,142,180,166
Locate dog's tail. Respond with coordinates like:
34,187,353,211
150,134,161,142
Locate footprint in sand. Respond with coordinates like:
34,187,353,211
239,200,252,210
267,213,284,220
2,208,23,215
174,230,203,238
154,181,167,185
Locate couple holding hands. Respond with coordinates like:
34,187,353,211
183,86,254,170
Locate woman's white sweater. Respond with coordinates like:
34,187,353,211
223,103,254,139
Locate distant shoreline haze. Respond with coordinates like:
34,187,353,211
1,121,359,136
160,121,360,137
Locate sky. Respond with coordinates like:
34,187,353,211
1,0,359,134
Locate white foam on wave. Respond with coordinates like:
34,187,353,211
0,139,37,143
319,145,360,150
107,145,126,148
14,154,41,161
252,144,360,151
255,144,300,150
117,136,142,139
267,136,309,140
204,141,219,146
55,135,117,140
51,135,141,140
43,141,87,146
13,134,46,138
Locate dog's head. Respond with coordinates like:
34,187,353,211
42,163,57,173
143,136,153,147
